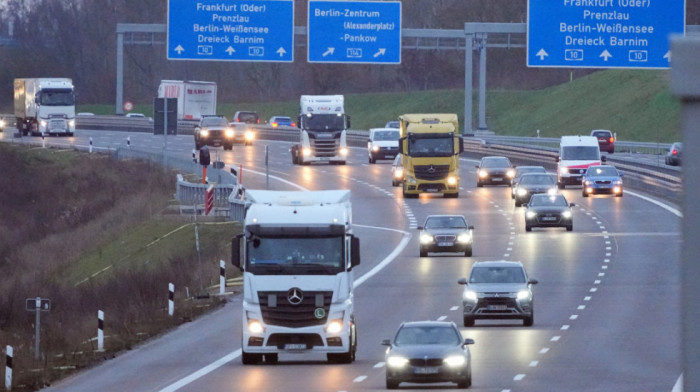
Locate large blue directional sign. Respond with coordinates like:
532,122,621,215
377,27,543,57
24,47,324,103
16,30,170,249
167,0,294,62
308,1,401,64
527,0,685,69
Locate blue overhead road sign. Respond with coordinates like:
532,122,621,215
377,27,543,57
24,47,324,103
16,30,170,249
527,0,685,69
167,0,294,62
308,1,401,64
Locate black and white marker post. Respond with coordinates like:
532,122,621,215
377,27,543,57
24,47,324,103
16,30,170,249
97,310,104,352
89,137,93,154
220,260,226,295
168,283,174,317
5,345,12,391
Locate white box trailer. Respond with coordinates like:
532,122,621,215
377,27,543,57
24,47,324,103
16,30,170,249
157,80,217,120
14,78,75,136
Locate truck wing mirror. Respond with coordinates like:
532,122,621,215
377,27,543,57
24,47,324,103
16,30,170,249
346,115,351,129
601,156,607,163
231,234,244,270
458,136,464,154
398,137,406,154
350,235,361,269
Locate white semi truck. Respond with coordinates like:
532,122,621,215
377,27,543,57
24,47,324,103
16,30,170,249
157,80,217,121
231,189,360,364
291,95,350,165
14,78,75,136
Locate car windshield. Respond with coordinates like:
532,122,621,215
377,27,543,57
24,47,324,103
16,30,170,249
424,216,468,229
587,166,619,177
236,113,258,122
407,136,454,157
561,146,599,160
201,117,228,127
481,158,511,168
373,130,399,141
529,195,569,207
520,174,554,185
516,167,546,177
273,117,291,122
469,266,526,284
386,121,399,128
394,325,461,346
592,131,611,138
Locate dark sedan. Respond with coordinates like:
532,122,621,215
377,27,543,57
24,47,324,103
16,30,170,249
510,165,547,197
582,165,623,197
476,156,515,187
383,321,474,389
194,116,234,150
418,215,474,257
513,173,557,207
524,193,575,232
665,142,682,166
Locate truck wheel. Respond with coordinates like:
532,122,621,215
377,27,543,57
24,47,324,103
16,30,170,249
241,351,262,365
463,316,474,327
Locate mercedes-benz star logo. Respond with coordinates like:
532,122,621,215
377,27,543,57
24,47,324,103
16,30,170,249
287,287,304,305
427,165,436,174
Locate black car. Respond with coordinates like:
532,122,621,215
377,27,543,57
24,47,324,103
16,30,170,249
193,116,234,150
524,193,575,232
510,166,547,197
383,321,474,389
476,156,515,187
418,215,474,257
513,173,557,207
665,142,682,166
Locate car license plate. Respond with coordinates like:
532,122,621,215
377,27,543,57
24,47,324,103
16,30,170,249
414,367,439,374
319,157,330,161
426,188,439,193
488,305,507,310
438,242,454,247
542,217,556,221
492,178,503,182
284,344,307,350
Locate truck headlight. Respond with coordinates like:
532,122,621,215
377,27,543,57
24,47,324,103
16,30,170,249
248,320,264,334
406,176,416,184
201,129,210,138
40,120,48,127
447,176,457,185
386,355,409,368
69,120,76,127
444,355,466,367
463,290,477,301
517,290,531,301
0,119,5,128
457,233,471,243
225,128,235,138
302,148,312,156
326,319,343,334
339,147,349,156
420,233,434,244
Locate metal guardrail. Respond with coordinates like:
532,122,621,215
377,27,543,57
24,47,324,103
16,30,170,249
175,174,241,218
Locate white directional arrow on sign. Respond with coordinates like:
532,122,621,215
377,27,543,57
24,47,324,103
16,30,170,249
664,51,671,62
536,49,548,60
600,50,612,61
373,48,386,58
225,46,235,55
174,45,185,54
322,48,335,57
276,47,287,57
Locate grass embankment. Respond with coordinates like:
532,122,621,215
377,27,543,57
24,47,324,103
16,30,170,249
0,144,240,391
78,69,680,142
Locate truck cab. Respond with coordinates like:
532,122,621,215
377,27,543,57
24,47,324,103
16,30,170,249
291,95,350,165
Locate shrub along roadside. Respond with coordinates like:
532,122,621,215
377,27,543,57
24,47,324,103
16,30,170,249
0,144,241,391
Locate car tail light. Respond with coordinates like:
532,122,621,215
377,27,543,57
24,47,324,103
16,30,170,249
609,137,614,143
292,122,296,127
271,122,278,127
673,149,678,156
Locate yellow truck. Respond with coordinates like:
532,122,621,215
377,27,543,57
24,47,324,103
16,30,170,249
398,114,463,198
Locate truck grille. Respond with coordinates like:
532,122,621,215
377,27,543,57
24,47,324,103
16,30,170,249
49,119,67,131
414,165,450,181
258,291,332,328
312,139,338,157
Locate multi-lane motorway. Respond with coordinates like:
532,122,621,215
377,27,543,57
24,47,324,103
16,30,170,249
2,130,681,392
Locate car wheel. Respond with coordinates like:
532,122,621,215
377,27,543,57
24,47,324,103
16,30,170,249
241,351,262,365
616,192,623,197
386,378,399,390
515,199,522,207
369,156,375,164
420,248,427,257
463,316,474,327
476,181,483,188
558,182,565,189
582,190,589,197
444,192,458,198
525,224,532,232
464,246,472,257
524,313,534,327
457,374,472,388
264,353,278,364
391,179,397,187
566,224,573,232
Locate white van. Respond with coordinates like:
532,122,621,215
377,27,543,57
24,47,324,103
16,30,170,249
367,127,400,164
557,135,606,189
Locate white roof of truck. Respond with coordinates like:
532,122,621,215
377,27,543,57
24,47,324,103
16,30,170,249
246,190,350,206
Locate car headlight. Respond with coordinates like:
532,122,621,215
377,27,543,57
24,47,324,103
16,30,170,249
526,211,537,219
516,188,528,196
201,129,210,138
614,180,622,185
547,188,557,196
245,131,255,140
0,119,5,128
302,148,312,156
584,180,592,186
506,169,516,178
444,355,467,367
386,355,409,368
248,320,264,334
225,128,235,138
339,147,349,156
420,233,434,244
447,176,457,185
372,145,380,152
562,210,572,219
478,170,489,178
326,319,343,334
463,290,477,301
457,233,471,243
394,168,404,178
559,167,569,175
517,290,531,301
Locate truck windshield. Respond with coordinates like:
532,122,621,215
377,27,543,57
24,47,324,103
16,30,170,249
247,236,345,275
302,114,346,131
407,137,454,157
38,89,74,106
561,146,599,160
